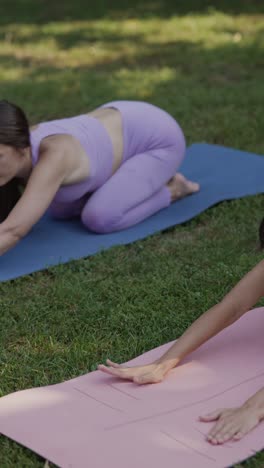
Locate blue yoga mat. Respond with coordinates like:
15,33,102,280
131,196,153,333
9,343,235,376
1,143,264,282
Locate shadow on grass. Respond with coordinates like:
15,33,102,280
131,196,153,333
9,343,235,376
0,0,264,27
0,28,263,152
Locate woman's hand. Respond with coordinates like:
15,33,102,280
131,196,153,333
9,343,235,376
98,359,172,384
200,405,261,444
0,145,68,255
0,226,21,256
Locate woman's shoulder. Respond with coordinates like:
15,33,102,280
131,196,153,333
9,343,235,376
30,118,79,166
39,133,76,150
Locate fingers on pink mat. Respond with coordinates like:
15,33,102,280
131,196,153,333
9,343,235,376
233,431,245,440
97,365,115,375
98,365,131,380
106,360,123,368
207,420,240,445
200,409,224,421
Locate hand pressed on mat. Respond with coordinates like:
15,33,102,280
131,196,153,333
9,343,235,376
98,359,171,385
200,387,264,445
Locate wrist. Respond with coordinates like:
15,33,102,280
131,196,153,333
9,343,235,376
243,400,264,421
154,357,180,371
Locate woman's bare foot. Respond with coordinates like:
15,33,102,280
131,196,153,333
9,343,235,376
167,173,200,202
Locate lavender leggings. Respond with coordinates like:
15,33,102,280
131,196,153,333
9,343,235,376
48,101,186,233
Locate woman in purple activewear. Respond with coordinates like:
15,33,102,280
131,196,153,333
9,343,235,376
0,99,199,254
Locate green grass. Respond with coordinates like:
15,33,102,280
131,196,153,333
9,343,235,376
0,1,264,466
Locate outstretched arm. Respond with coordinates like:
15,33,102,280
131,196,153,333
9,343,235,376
155,258,264,368
98,259,264,384
0,148,67,255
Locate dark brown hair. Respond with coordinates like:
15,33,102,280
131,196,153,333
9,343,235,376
0,100,30,222
259,217,264,250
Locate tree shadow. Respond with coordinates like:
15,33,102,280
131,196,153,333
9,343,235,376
0,25,145,51
1,27,263,153
1,20,263,72
0,0,263,54
0,0,264,27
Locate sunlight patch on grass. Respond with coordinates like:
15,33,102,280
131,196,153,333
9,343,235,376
0,65,29,81
111,67,178,98
0,14,263,75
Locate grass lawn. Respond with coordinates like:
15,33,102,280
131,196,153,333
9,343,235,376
0,1,264,466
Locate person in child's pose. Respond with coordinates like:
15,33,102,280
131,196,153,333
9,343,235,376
0,99,199,255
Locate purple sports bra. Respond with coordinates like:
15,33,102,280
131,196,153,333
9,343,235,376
30,114,114,203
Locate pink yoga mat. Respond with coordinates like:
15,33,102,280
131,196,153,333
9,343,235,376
0,307,263,467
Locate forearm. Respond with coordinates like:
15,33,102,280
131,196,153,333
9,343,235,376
156,259,264,370
243,387,264,420
156,302,237,369
0,225,21,255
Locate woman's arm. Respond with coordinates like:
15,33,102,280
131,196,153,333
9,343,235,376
155,258,264,368
0,147,68,255
98,259,264,384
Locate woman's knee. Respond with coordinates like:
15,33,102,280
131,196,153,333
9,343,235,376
81,201,122,233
